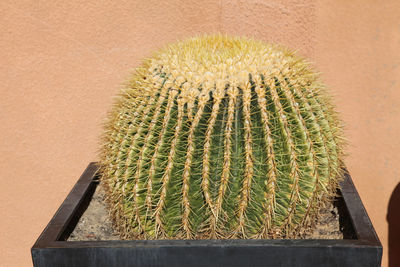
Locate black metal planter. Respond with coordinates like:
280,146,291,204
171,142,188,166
31,162,382,267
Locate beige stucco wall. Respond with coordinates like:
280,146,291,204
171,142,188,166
1,1,398,266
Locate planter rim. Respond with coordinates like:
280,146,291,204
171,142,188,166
31,162,382,266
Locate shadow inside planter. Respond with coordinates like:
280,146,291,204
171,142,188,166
387,182,400,267
58,179,99,241
333,193,357,239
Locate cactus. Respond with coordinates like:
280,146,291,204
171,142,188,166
99,35,345,240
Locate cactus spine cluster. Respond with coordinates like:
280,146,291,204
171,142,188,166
100,35,344,240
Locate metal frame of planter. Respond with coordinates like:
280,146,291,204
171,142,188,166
31,162,382,267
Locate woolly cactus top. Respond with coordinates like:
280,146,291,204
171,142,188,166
147,36,312,99
100,35,344,240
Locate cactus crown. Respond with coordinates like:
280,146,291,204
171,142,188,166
100,35,344,240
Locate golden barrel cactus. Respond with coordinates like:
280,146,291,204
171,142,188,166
100,35,344,240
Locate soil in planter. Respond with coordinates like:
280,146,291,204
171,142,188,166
68,184,119,241
68,183,348,241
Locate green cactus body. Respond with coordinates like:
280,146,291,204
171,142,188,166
100,35,344,239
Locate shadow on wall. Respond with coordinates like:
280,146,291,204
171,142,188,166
387,183,400,267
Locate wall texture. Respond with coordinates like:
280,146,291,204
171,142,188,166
1,1,398,266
